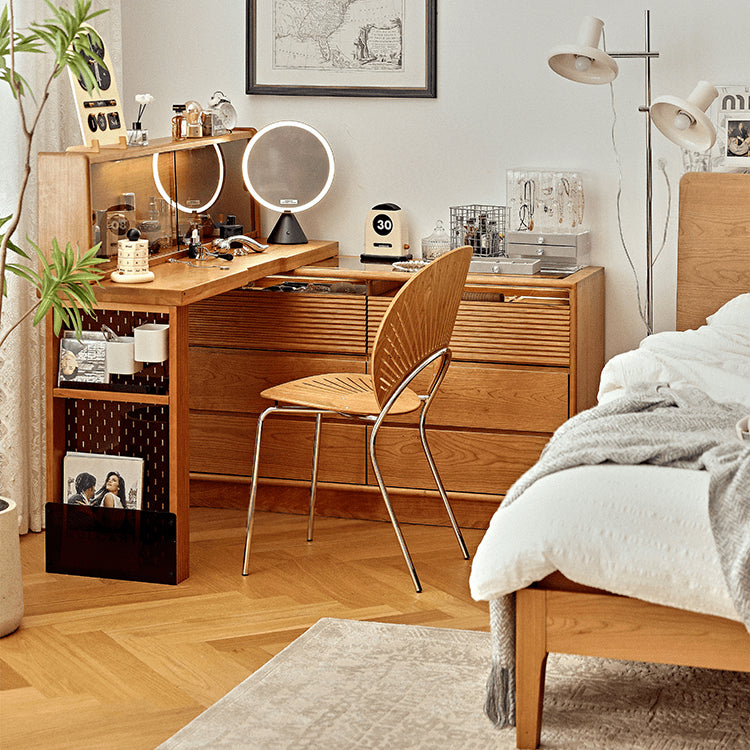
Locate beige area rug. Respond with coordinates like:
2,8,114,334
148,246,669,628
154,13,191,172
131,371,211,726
158,618,750,749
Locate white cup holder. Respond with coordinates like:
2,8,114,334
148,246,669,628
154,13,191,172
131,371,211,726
106,337,143,375
134,323,169,363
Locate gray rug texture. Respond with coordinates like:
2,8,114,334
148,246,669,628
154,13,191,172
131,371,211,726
157,617,750,749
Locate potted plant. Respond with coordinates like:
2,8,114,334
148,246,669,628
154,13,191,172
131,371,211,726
0,0,110,636
1,0,109,349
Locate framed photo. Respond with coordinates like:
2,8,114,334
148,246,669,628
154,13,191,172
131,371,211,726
63,452,144,510
58,330,109,386
246,0,436,98
723,115,750,166
712,85,750,171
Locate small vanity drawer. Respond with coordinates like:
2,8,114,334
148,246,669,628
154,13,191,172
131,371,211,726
368,297,571,366
190,290,367,354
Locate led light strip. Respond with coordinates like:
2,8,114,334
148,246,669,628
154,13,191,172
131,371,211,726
152,143,225,214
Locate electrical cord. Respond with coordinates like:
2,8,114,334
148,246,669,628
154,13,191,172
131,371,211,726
603,29,673,336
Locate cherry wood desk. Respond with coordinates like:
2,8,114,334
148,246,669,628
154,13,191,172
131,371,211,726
45,241,338,584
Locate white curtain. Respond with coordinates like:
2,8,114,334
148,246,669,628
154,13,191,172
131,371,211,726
0,0,122,534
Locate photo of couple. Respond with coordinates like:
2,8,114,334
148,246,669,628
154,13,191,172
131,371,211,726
63,452,144,510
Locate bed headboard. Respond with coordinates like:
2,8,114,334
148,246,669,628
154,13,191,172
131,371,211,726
677,172,750,331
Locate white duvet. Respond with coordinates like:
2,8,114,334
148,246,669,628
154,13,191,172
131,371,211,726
470,294,750,621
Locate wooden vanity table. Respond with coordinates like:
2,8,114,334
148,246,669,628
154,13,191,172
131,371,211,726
188,264,605,531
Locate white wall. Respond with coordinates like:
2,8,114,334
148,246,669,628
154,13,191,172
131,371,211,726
120,1,749,359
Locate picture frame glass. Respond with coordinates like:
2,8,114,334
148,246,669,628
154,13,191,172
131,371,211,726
247,0,436,97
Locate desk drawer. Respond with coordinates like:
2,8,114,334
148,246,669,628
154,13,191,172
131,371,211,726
366,426,547,495
385,362,569,432
190,290,367,354
189,348,366,413
368,297,570,366
190,412,366,483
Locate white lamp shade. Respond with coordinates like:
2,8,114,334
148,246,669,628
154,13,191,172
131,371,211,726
548,16,618,84
650,81,719,151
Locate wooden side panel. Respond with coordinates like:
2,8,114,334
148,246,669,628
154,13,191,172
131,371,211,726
569,267,605,415
368,297,571,366
366,426,548,495
677,173,750,331
38,152,92,259
189,291,367,354
545,590,750,672
189,348,367,413
190,412,367,484
169,305,190,582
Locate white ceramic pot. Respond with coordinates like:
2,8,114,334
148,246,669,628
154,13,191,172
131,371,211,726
0,497,23,636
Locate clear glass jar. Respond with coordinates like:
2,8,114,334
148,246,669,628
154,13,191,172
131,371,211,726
421,219,451,260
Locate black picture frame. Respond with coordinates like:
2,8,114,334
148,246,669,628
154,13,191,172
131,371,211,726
246,0,437,98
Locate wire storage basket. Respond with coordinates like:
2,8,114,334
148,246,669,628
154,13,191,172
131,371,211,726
449,204,506,256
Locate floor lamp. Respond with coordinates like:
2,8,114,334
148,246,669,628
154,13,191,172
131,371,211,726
547,10,718,335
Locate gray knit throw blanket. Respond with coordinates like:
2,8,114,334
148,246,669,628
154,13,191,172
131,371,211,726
485,383,750,728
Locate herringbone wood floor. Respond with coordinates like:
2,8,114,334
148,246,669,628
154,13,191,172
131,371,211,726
0,508,490,750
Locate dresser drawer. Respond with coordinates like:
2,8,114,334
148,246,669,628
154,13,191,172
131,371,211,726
366,426,548,495
190,290,367,354
385,361,569,432
367,296,570,366
190,412,366,483
189,348,366,413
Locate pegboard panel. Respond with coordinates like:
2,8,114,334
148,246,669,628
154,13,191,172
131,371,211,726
63,310,170,396
65,400,170,513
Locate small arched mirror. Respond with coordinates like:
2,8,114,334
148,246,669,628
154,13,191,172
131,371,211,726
241,121,334,244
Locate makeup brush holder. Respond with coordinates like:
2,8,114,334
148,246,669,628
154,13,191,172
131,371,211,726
134,323,169,363
106,336,143,375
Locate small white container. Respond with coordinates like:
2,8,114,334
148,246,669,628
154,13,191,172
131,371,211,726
134,323,169,363
106,337,143,375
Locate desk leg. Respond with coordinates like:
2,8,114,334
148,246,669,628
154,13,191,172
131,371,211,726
170,304,190,582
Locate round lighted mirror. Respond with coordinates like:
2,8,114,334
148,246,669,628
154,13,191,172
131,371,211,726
241,121,335,244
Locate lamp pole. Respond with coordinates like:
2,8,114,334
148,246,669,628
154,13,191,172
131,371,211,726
609,9,658,334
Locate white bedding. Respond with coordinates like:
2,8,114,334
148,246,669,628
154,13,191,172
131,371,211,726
469,294,750,621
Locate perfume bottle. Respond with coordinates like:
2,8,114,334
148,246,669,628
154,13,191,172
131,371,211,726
171,104,186,140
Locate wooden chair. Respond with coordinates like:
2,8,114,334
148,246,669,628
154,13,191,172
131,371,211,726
242,245,474,592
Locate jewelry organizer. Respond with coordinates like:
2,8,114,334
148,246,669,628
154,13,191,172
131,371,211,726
506,169,585,233
449,204,506,256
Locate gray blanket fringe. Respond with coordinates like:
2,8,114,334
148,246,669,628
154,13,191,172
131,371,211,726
485,596,515,727
483,383,750,729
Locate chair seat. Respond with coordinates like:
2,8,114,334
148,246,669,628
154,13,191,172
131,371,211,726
261,373,422,416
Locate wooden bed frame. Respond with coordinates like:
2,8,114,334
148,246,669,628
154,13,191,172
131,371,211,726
515,172,750,749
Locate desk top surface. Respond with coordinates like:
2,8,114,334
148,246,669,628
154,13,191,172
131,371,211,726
94,240,339,308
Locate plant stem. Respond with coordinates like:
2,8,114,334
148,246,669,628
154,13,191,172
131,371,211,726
0,300,40,349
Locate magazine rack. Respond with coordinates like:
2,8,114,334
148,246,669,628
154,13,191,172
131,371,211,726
39,131,338,583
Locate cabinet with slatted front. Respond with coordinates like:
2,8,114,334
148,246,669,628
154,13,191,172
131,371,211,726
188,266,604,528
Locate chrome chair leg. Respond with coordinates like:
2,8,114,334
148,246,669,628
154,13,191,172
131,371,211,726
307,413,322,542
243,406,276,575
418,411,470,560
369,422,422,593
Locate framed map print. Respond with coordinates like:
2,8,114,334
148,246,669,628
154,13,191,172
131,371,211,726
246,0,436,98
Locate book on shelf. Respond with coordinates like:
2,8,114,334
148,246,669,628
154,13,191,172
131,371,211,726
57,330,109,386
63,452,144,510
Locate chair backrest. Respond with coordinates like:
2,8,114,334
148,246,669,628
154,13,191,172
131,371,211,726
371,245,473,409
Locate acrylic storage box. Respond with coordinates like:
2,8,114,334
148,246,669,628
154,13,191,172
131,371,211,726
506,169,585,234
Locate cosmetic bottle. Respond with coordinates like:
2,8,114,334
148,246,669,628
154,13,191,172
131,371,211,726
171,104,186,140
